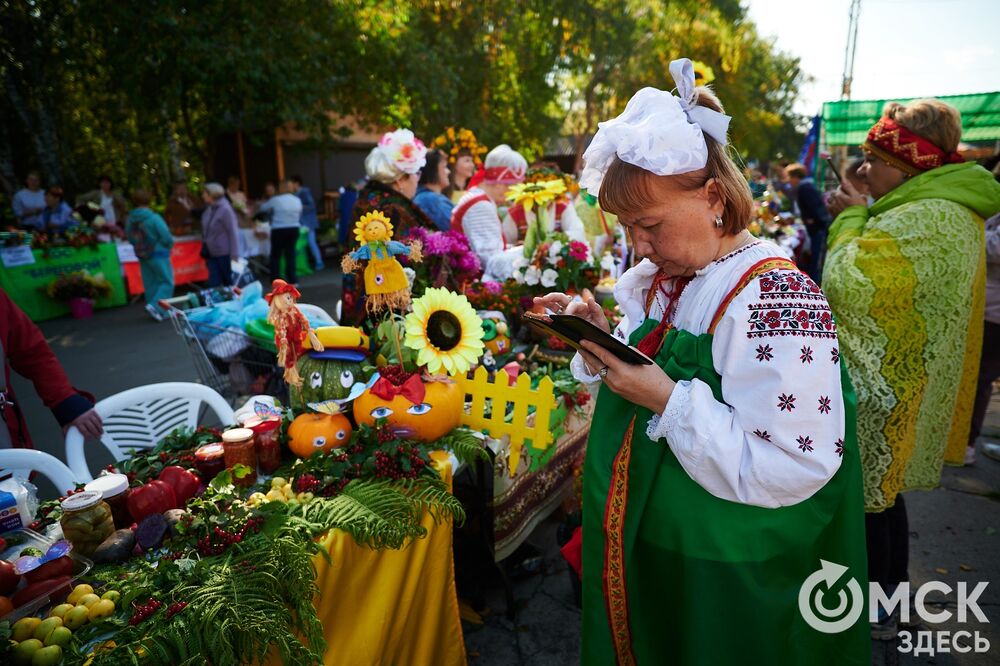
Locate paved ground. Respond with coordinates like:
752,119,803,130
11,268,1000,665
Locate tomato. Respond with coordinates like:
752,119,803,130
126,480,177,521
24,556,74,583
12,575,72,607
0,594,13,617
157,466,201,505
0,559,20,595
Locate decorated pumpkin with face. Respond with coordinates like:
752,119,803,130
288,413,353,458
478,310,510,357
353,371,463,442
290,355,371,411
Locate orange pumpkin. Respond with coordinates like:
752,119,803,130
288,413,353,458
353,380,463,442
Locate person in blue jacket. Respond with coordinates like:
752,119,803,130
413,149,454,230
125,190,174,321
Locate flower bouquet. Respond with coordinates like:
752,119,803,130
511,234,598,294
43,270,113,318
505,178,568,260
431,127,488,166
404,227,482,295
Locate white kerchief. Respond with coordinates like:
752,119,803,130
579,58,732,196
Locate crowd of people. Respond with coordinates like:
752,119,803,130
8,172,326,320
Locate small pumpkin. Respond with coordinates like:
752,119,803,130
288,413,353,458
353,380,463,442
290,355,371,411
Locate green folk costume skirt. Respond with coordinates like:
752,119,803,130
580,320,869,665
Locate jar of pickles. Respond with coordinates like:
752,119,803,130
245,415,282,474
222,428,257,487
60,491,115,557
83,474,132,529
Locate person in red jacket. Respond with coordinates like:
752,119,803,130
1,289,103,449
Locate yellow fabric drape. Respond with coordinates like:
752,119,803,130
309,455,465,666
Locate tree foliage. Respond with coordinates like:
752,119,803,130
0,0,806,199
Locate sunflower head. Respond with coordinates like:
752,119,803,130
355,211,393,244
404,288,485,376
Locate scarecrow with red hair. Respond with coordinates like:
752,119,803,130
265,279,324,387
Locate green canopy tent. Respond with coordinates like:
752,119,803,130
822,91,1000,146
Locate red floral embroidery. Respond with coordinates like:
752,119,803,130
777,393,796,412
818,396,832,414
756,344,774,362
753,429,772,442
758,270,824,300
835,438,844,457
746,303,837,340
800,346,813,363
797,435,814,452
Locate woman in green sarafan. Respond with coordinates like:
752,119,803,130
537,59,869,665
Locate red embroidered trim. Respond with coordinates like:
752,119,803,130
864,117,964,175
747,303,836,338
708,258,798,334
603,414,638,666
757,270,824,300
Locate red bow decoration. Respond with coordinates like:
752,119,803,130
370,374,426,404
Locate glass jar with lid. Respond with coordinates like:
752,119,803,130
221,428,257,487
60,491,115,557
244,415,282,474
83,473,132,529
194,442,227,481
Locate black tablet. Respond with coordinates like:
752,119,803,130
522,312,654,365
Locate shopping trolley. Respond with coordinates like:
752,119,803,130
161,287,287,406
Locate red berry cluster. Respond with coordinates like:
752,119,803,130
166,601,188,619
57,487,86,503
319,478,350,497
373,445,426,481
376,426,397,443
379,364,415,386
195,516,264,556
294,474,320,493
564,388,591,408
104,464,117,473
129,598,163,625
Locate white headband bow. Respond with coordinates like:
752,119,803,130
579,58,732,196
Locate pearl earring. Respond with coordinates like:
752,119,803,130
714,215,723,228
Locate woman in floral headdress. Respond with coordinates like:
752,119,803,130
432,127,488,203
352,129,436,238
536,59,868,664
825,99,1000,632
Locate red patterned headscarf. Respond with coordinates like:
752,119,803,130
862,116,964,176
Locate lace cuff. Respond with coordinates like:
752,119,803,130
645,380,692,442
570,352,602,385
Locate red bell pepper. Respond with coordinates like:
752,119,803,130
157,466,201,505
126,480,177,522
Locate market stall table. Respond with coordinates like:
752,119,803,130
0,243,127,321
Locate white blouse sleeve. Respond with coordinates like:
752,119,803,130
569,313,636,384
647,269,844,508
461,200,503,265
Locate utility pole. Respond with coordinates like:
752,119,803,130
841,0,862,100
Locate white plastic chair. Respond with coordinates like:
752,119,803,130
0,449,84,495
65,382,235,481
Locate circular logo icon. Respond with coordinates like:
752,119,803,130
798,559,864,633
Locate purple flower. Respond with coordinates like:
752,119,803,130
424,232,455,256
455,252,481,274
483,280,503,295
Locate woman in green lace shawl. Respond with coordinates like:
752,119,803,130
825,98,1000,610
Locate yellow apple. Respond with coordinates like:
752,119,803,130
12,617,42,642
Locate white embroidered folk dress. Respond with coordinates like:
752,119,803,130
572,240,845,508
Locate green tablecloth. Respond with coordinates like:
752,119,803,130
296,227,314,278
0,244,127,321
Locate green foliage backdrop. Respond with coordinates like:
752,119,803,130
0,0,806,199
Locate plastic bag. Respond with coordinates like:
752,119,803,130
0,476,39,533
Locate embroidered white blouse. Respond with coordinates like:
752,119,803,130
571,240,845,508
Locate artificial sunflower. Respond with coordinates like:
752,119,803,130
404,287,484,375
692,60,715,85
505,178,567,212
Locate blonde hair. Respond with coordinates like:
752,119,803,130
883,99,962,153
599,87,753,235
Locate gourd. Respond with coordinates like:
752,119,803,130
353,380,463,443
290,356,370,410
288,413,353,458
